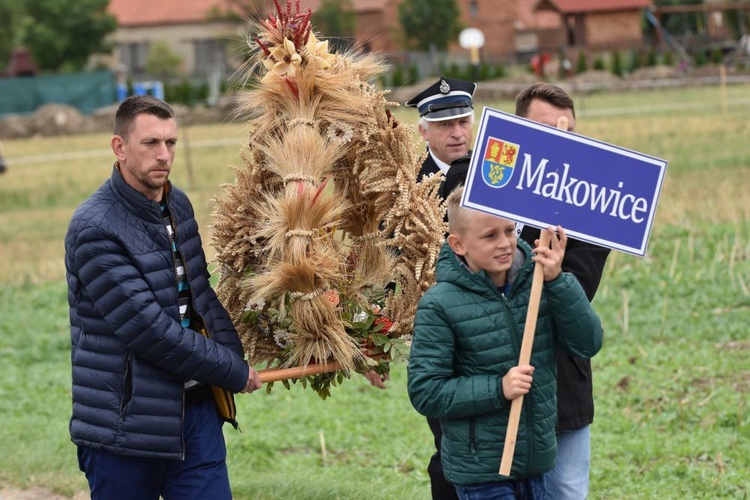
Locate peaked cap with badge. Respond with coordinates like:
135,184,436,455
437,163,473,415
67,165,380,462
405,77,477,122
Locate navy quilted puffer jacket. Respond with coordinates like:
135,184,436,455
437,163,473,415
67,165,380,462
65,167,249,460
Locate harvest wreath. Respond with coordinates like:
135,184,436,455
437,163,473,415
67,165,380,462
211,0,445,398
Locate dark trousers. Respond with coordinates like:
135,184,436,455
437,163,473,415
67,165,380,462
428,417,459,500
455,476,546,500
77,397,231,500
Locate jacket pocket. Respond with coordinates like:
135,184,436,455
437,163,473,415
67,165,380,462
469,418,480,463
118,353,133,423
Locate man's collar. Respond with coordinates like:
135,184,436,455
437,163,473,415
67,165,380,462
428,149,451,174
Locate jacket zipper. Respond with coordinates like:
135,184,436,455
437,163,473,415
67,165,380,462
469,418,480,463
162,200,182,296
166,202,211,341
165,198,240,432
163,198,189,460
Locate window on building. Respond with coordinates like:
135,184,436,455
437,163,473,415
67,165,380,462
120,42,150,75
470,0,479,17
193,39,228,78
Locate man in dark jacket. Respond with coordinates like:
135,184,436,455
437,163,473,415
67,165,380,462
65,95,262,500
441,83,610,499
406,76,476,183
405,76,477,500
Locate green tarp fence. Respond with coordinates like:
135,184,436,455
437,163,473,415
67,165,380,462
0,70,116,116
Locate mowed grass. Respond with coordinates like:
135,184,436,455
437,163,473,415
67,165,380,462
1,83,749,498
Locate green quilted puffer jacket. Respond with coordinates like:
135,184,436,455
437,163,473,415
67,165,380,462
408,240,602,485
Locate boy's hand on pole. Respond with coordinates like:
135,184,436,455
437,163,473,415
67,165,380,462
532,225,567,282
502,364,535,400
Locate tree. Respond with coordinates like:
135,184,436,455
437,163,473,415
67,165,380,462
650,0,704,38
593,54,606,70
611,50,624,77
0,0,23,70
576,52,588,73
146,41,184,80
312,0,356,38
399,0,462,51
23,0,116,72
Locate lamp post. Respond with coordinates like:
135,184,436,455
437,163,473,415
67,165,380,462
459,27,485,80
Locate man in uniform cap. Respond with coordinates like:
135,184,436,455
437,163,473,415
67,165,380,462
406,77,477,183
405,76,477,500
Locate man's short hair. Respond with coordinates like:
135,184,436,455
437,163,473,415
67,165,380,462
114,95,175,139
515,83,575,119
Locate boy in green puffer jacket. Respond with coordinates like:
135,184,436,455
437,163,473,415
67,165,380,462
408,186,603,499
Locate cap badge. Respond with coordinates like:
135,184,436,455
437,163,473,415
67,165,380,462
439,79,450,94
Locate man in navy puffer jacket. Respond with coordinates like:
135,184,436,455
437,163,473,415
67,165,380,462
65,95,262,500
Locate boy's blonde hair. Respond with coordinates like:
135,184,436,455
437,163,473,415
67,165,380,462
446,186,471,236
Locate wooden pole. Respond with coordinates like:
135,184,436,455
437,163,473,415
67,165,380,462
499,115,567,476
257,352,385,383
257,361,344,383
720,64,728,116
182,124,194,191
498,230,550,476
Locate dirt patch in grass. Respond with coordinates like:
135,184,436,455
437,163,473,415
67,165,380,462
715,340,750,351
0,487,87,500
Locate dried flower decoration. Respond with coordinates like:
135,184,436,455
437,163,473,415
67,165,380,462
262,38,302,81
305,32,334,69
212,0,446,399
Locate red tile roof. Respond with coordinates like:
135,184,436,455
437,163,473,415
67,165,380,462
537,0,653,14
109,0,390,27
350,0,389,11
108,0,242,27
297,0,388,14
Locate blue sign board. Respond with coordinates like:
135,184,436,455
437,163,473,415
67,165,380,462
461,107,667,256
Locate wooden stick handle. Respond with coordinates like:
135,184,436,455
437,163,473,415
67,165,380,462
499,229,551,476
257,361,342,383
499,114,568,476
257,352,385,383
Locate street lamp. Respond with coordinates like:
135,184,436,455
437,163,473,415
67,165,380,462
459,27,485,80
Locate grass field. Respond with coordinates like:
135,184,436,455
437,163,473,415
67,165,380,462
1,83,749,499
